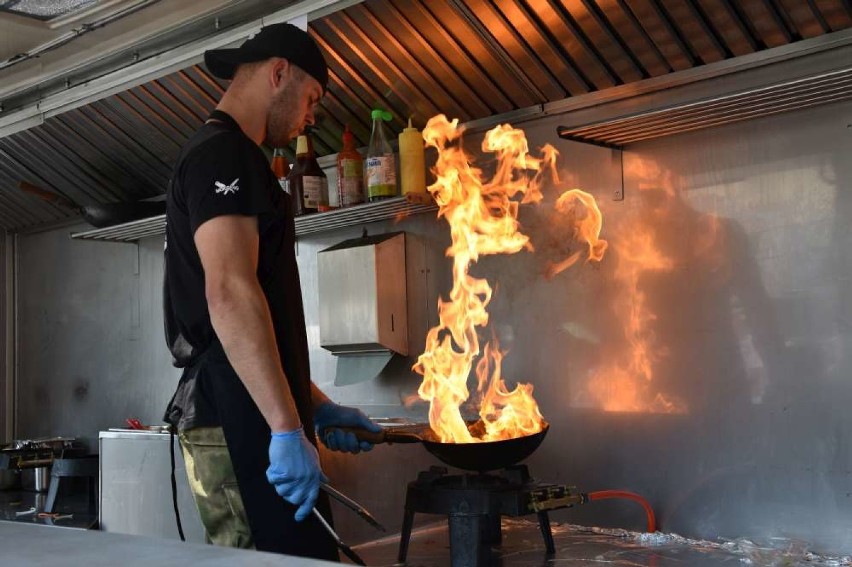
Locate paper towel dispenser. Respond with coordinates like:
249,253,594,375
318,232,408,357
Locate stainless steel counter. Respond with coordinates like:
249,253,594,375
0,522,337,565
4,514,848,567
352,519,852,567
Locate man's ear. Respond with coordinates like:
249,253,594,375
270,58,291,89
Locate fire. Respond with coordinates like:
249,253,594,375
583,224,684,412
545,190,608,279
414,115,605,442
577,159,694,413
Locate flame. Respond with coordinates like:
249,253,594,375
583,215,685,413
414,115,561,443
588,162,696,413
546,189,609,278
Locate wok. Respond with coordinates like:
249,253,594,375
18,181,166,228
330,421,549,472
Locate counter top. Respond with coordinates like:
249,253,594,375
98,429,171,440
0,522,337,566
2,514,848,566
352,518,852,567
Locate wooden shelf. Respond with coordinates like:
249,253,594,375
70,194,437,242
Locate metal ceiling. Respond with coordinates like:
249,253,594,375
0,0,850,232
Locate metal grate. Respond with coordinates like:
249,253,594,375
0,0,97,20
69,195,438,242
558,66,852,147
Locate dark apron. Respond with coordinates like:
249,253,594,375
174,351,339,560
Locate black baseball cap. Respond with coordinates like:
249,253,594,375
204,23,328,91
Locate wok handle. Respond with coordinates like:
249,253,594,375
323,427,423,444
17,181,79,210
324,427,387,444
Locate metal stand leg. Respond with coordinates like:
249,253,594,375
43,456,99,515
449,514,481,567
397,508,415,563
44,474,60,514
537,511,555,554
88,476,97,514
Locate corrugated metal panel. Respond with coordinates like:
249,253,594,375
0,0,850,231
558,65,852,146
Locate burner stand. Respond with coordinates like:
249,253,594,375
398,464,582,567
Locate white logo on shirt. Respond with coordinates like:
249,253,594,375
214,178,240,195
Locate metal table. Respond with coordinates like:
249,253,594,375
0,521,338,566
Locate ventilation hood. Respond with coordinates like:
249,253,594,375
0,0,850,232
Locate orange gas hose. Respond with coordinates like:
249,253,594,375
586,490,657,533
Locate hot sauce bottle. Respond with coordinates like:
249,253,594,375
271,148,290,195
287,132,328,215
336,125,365,207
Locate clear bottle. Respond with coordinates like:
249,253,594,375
287,133,327,215
337,125,365,207
365,109,397,202
271,148,290,195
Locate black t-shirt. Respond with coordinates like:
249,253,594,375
163,110,313,432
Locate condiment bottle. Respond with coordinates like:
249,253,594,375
365,109,397,202
287,133,327,215
271,148,290,195
337,125,365,207
398,118,426,196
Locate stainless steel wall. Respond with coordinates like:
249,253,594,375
469,101,851,552
15,233,180,446
12,99,852,553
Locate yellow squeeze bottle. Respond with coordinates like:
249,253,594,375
398,118,426,195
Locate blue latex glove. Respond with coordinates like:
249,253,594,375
266,427,328,522
314,401,382,454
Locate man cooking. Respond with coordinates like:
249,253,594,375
162,22,381,559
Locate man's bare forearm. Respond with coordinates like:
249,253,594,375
310,382,331,412
208,277,301,432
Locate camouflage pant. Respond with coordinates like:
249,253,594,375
179,427,254,549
